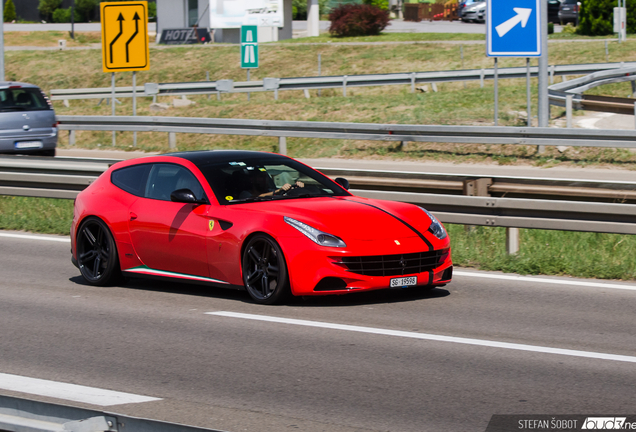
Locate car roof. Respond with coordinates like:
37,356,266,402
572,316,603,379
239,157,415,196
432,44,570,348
168,150,289,167
0,82,42,90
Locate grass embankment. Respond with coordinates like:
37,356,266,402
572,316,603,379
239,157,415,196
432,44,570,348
3,31,101,47
6,37,636,167
1,196,634,281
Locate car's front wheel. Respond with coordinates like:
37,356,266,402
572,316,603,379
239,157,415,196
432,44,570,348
76,217,120,286
242,234,290,305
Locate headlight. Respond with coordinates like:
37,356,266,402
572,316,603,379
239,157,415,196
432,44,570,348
284,217,347,248
420,208,447,240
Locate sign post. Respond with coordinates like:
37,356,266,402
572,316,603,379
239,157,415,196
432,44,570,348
101,1,149,146
487,0,543,255
487,0,542,126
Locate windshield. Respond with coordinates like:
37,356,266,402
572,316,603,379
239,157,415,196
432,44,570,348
196,158,350,204
0,87,50,112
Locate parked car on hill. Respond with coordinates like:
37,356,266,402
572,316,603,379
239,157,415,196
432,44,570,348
559,0,580,24
461,0,485,22
0,82,57,156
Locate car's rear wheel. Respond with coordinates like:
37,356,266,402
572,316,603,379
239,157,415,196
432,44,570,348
242,234,290,305
77,217,120,286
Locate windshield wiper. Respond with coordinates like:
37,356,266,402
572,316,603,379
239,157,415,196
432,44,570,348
229,195,276,203
275,193,333,200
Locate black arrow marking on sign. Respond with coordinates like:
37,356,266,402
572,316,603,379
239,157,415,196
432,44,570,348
125,12,140,63
109,13,124,64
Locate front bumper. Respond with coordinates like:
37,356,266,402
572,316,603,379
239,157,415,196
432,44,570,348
284,235,452,296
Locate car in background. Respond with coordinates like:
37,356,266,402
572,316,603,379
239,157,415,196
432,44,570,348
461,0,486,22
458,0,479,20
0,82,57,156
548,0,561,23
559,0,580,24
71,150,453,304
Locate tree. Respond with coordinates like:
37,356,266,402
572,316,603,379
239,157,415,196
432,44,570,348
76,0,97,22
577,0,613,36
38,0,62,22
4,0,16,22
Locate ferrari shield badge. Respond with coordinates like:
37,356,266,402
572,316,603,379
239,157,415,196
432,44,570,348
209,220,215,231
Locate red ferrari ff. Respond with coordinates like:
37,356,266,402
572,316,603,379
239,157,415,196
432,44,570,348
71,151,452,304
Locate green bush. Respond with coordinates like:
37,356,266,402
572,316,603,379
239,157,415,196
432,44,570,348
38,0,62,22
577,0,613,36
547,22,554,34
4,0,16,22
363,0,388,10
148,1,156,21
561,22,577,33
52,6,71,22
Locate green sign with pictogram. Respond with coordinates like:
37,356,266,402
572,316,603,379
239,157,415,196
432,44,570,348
240,25,258,69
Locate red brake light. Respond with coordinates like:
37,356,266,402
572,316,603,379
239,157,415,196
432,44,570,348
53,121,59,127
8,85,21,89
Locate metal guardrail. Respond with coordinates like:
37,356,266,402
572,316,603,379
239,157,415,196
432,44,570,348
549,65,636,114
1,156,635,236
55,115,636,149
49,62,636,101
0,395,224,432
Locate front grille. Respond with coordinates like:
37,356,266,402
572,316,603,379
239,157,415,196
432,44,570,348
338,249,449,277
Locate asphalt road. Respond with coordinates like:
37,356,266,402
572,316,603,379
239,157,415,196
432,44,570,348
1,232,635,432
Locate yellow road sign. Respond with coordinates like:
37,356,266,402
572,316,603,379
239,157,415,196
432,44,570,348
101,1,150,72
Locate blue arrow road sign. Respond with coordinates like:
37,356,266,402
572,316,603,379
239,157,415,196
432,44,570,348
487,0,541,57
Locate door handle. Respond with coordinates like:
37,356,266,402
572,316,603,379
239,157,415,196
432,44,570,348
130,212,138,221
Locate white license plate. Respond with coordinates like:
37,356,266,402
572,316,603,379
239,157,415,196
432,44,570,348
14,141,43,149
390,276,417,288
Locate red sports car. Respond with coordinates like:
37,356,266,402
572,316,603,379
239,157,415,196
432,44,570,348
71,151,452,304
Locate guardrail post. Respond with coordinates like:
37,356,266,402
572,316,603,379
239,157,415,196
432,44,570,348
506,227,520,255
278,137,287,155
463,178,491,232
550,65,555,84
411,72,416,93
169,132,176,149
68,130,75,146
480,69,484,88
275,89,278,100
343,75,347,97
566,94,573,128
634,102,636,130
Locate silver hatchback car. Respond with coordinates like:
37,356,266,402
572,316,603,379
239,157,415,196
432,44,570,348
0,82,57,156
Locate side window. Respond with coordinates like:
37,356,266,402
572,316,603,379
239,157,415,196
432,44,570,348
145,163,205,202
111,164,151,197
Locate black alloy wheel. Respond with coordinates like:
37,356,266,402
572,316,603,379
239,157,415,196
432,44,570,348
77,217,120,286
242,234,290,304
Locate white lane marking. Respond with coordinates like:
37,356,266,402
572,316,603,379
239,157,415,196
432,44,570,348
0,373,161,406
454,270,636,291
208,311,636,364
0,232,70,243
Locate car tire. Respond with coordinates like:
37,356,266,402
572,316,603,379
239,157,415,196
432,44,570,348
76,217,121,286
242,234,290,305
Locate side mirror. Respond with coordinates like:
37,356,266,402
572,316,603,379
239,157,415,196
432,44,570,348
170,188,206,205
334,177,350,190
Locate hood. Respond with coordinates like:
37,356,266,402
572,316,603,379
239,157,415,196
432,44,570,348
240,196,433,241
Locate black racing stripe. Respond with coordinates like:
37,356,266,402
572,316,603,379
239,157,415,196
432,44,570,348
343,199,434,251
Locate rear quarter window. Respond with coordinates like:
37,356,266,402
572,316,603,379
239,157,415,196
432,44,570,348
111,164,151,197
0,88,50,111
